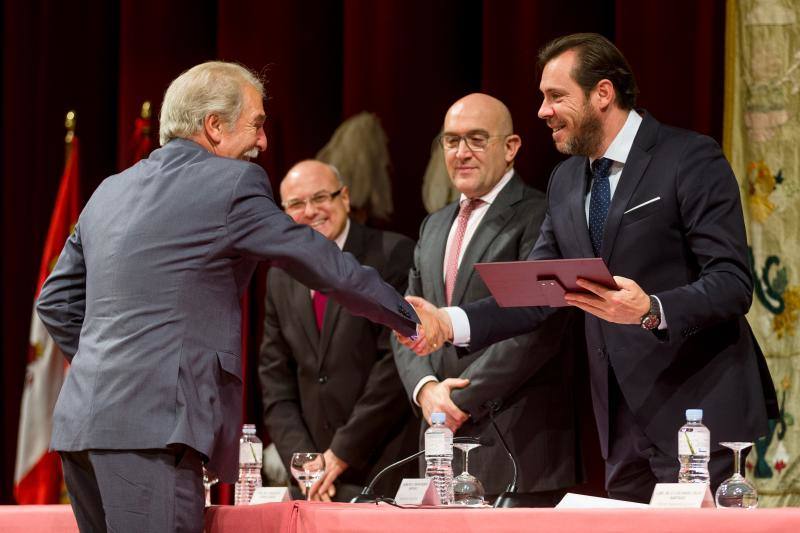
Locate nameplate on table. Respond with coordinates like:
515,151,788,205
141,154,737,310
556,493,649,509
249,486,291,504
394,478,440,506
649,483,714,508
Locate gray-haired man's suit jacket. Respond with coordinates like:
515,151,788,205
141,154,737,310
36,139,417,483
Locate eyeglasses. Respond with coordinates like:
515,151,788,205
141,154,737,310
438,132,511,152
282,188,343,213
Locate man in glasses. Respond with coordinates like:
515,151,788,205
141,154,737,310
259,160,419,501
392,94,583,506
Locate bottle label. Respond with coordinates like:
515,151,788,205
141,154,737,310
678,429,709,456
425,431,452,456
239,441,263,464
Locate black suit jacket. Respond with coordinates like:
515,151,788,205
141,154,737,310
464,114,778,459
259,222,419,497
393,174,583,494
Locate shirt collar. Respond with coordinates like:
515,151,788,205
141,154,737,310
458,167,515,205
591,110,642,166
333,218,350,250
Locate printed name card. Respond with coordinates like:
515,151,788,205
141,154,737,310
649,483,714,508
249,486,291,504
394,478,440,506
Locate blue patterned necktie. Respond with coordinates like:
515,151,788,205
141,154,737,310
588,157,613,256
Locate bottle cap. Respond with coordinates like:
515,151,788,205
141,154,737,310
430,412,446,424
242,423,256,434
685,409,703,422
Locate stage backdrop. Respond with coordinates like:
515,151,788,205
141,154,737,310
1,0,726,504
725,0,800,507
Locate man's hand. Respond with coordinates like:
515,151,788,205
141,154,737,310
564,276,650,324
395,296,454,355
417,378,470,432
307,448,348,502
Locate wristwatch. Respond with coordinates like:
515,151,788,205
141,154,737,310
640,295,661,330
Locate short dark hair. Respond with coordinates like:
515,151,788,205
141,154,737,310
537,33,638,110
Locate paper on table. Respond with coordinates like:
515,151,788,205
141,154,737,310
555,493,650,509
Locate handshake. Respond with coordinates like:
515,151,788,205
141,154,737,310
396,296,454,356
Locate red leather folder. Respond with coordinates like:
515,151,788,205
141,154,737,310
474,258,618,307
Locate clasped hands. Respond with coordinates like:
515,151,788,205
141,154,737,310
397,276,651,356
396,296,453,356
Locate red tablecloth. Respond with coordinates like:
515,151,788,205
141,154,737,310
205,501,800,533
5,501,800,533
0,505,78,533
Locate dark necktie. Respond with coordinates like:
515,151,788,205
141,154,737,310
588,157,613,256
312,291,327,331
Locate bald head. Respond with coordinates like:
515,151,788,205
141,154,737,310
280,160,350,241
442,93,521,198
445,93,514,134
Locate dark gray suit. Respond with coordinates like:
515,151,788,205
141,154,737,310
36,139,417,528
259,222,420,499
393,174,582,498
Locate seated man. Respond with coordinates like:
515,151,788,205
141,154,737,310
259,160,419,501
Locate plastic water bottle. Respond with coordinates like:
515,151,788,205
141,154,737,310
234,424,263,505
425,412,454,505
678,409,710,484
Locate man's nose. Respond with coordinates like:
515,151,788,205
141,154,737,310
537,101,552,120
256,127,268,152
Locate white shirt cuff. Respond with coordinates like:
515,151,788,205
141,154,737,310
652,295,668,330
412,376,439,407
444,306,471,346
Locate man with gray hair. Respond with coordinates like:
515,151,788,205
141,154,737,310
36,61,418,532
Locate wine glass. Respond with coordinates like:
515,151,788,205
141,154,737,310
452,442,485,505
290,452,326,500
715,442,757,508
202,467,219,507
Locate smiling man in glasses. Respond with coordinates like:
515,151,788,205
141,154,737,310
392,94,583,506
259,159,419,502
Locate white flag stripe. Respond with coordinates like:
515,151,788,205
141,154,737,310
14,309,66,484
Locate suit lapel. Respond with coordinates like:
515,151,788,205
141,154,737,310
451,174,522,305
568,159,595,258
600,113,657,262
427,204,458,307
287,278,320,350
317,222,363,367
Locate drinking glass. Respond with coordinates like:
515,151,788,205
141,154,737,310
715,442,757,509
452,442,485,505
202,467,219,507
290,452,326,500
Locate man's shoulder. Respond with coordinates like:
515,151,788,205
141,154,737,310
356,223,415,264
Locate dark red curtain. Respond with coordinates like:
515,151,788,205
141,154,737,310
1,0,726,503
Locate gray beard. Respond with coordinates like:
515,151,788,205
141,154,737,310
242,147,260,160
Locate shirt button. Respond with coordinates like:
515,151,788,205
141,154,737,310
318,376,328,384
596,348,605,359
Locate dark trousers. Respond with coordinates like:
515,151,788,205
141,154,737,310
60,446,204,533
605,373,734,503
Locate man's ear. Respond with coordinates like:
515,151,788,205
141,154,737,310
594,79,615,111
203,113,224,145
504,134,522,163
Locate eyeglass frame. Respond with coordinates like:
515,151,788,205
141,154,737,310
437,130,513,152
282,187,344,213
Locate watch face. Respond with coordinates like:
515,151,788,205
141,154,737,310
641,314,660,330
